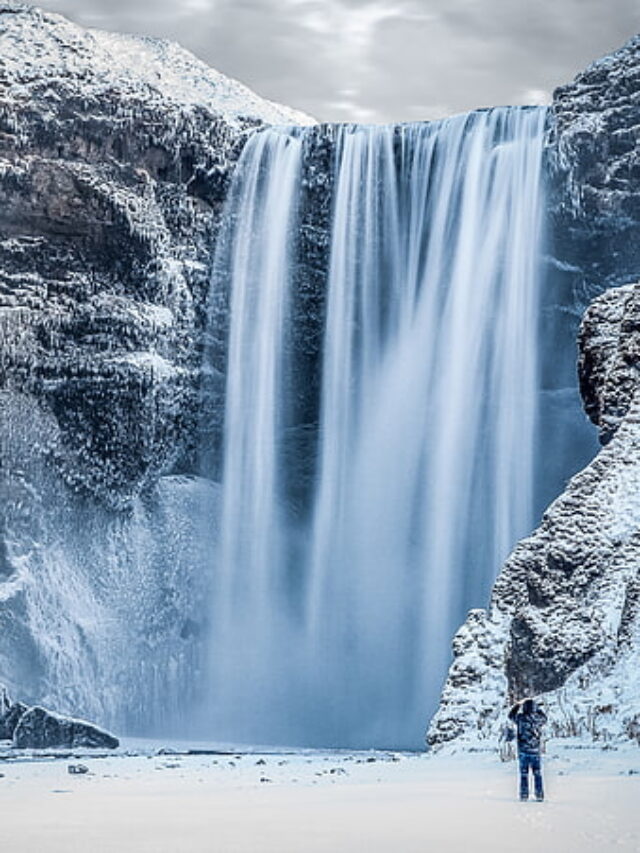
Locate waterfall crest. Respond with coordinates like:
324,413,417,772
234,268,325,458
207,107,548,748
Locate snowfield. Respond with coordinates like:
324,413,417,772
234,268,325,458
1,740,638,852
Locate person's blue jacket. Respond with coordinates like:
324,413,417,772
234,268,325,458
508,699,547,755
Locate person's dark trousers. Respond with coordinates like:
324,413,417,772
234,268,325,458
519,751,543,800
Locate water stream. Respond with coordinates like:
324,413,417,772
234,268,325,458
208,108,548,748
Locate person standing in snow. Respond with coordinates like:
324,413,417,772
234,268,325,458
508,697,547,801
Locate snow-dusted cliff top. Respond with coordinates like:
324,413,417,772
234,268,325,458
0,1,317,516
0,1,315,127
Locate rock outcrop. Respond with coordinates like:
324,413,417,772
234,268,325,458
0,683,118,748
579,284,640,444
550,35,640,296
0,701,27,740
13,706,119,749
0,684,12,738
428,281,640,749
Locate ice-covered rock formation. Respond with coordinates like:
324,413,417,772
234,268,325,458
550,35,640,296
13,705,119,749
428,34,640,753
0,1,310,509
428,281,640,749
0,681,119,747
0,2,312,731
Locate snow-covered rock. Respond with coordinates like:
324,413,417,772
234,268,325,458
550,34,640,296
0,683,13,738
0,4,311,731
428,282,640,750
12,705,119,749
0,2,312,510
0,700,28,740
579,283,640,444
0,681,98,746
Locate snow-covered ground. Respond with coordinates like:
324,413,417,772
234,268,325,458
1,739,639,852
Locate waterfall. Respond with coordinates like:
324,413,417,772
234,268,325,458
207,107,548,748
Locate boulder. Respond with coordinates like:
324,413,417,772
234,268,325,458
12,706,119,749
0,701,27,740
0,684,11,738
0,683,9,716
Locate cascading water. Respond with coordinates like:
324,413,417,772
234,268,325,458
207,107,548,748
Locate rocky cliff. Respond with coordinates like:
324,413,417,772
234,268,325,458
550,35,640,297
0,2,312,730
0,1,311,509
428,283,640,749
428,38,640,751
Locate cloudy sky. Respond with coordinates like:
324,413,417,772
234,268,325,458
36,0,640,123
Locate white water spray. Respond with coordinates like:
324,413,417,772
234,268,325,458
208,108,548,747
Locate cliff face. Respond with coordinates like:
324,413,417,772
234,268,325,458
428,35,640,752
0,1,311,509
428,282,640,749
0,3,312,729
550,35,640,297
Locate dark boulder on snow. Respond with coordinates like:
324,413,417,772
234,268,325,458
0,701,28,740
12,706,119,750
1,682,119,749
0,684,14,739
0,683,9,716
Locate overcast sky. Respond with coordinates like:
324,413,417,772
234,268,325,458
36,0,640,123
